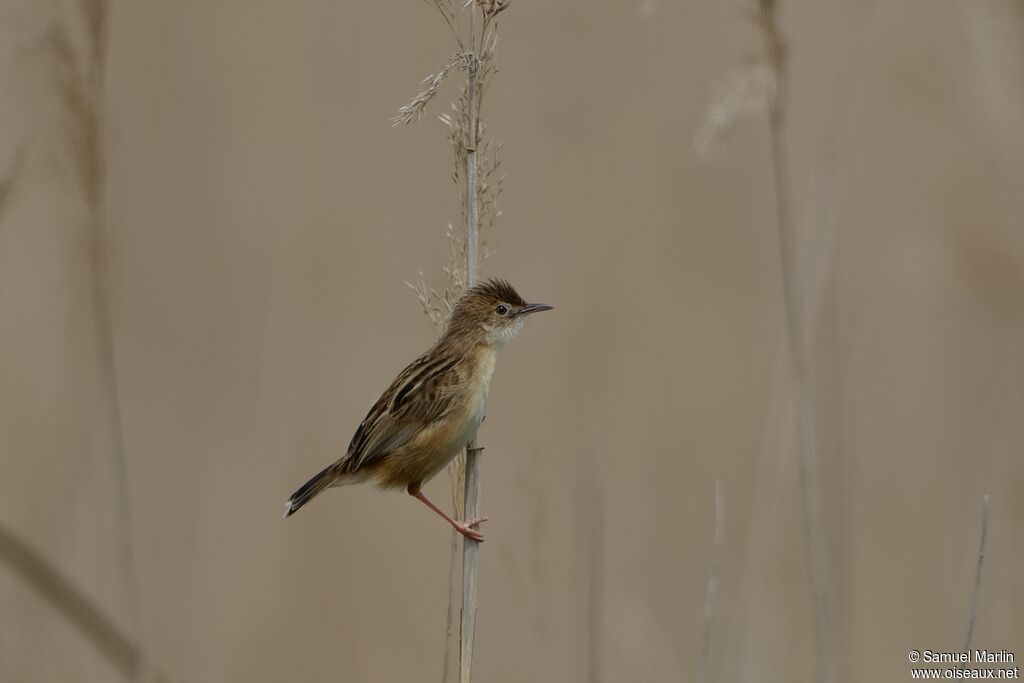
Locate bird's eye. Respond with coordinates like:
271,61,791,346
495,304,509,316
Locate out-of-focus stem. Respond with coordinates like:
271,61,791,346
962,494,990,662
698,480,725,683
71,4,147,678
759,4,836,682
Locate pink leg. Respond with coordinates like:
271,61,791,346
413,491,488,542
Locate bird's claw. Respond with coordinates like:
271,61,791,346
455,516,488,542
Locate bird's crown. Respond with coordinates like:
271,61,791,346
444,278,551,346
467,278,527,307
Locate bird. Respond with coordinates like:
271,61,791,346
283,278,552,542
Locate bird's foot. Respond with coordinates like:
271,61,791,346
455,516,488,543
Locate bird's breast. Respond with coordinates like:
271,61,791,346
466,346,497,426
375,347,499,489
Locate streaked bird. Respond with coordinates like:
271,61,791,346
283,279,552,541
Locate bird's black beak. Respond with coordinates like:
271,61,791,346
516,303,554,317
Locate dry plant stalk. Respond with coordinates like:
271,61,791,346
585,491,605,683
961,494,990,664
697,480,725,683
696,2,836,681
755,5,837,682
394,2,509,681
756,3,837,681
47,3,146,680
0,523,144,680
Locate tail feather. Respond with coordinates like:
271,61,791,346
283,464,337,518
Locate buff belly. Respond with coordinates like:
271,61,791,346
369,406,484,490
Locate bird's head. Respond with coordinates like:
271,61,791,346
446,278,553,346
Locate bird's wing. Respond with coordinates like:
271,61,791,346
342,351,465,473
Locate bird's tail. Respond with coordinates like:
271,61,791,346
283,464,337,518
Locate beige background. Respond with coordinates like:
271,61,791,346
1,0,1022,681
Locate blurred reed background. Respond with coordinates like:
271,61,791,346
0,0,1022,681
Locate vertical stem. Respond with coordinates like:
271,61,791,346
460,5,481,683
74,4,146,678
440,529,458,683
697,481,725,683
91,207,146,683
460,445,481,683
962,494,990,662
585,492,604,683
464,75,479,282
762,7,836,683
463,0,481,289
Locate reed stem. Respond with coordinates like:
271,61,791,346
459,7,482,681
697,480,725,683
962,494,990,661
759,4,836,681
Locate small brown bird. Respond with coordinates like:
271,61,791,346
283,279,552,541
